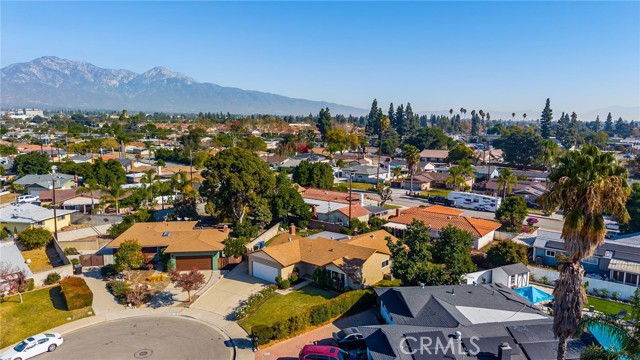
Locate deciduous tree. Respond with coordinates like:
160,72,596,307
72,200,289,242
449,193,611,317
169,268,206,302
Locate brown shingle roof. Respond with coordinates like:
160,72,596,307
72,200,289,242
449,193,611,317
261,236,376,268
300,188,357,204
389,206,500,237
106,222,226,253
344,230,397,255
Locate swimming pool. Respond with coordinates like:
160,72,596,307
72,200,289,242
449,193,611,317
588,323,623,351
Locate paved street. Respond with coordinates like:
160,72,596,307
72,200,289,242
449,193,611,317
38,316,232,360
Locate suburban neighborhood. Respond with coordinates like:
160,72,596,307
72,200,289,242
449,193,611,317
1,2,639,360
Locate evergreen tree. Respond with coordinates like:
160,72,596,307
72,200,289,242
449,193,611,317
316,107,333,141
556,112,568,144
540,98,553,139
593,115,602,132
365,99,382,136
404,102,419,137
387,102,395,131
562,112,579,148
615,117,629,137
604,112,614,132
394,104,405,134
470,113,481,136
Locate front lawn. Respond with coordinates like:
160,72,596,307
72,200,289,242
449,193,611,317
21,247,53,273
586,296,633,319
239,285,338,333
347,182,376,191
374,279,402,287
0,286,94,348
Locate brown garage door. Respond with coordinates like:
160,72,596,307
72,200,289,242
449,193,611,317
175,256,213,271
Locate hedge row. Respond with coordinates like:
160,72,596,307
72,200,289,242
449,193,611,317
60,276,93,310
251,289,375,345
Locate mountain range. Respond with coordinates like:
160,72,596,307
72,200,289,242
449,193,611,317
2,57,638,120
0,56,366,115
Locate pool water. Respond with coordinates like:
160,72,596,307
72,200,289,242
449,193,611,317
588,323,623,351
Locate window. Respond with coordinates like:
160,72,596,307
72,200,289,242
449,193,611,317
37,339,49,344
37,221,44,226
510,275,517,285
381,260,389,268
57,215,65,220
545,250,556,257
582,257,599,265
612,270,625,283
625,273,639,286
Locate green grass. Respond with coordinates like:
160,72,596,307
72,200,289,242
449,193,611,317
586,296,634,319
239,285,338,333
373,279,402,287
0,286,94,348
383,204,401,209
345,182,376,191
421,189,452,198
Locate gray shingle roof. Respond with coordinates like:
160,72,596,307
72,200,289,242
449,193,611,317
498,263,530,276
14,174,75,189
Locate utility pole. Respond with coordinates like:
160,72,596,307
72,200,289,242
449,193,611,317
189,149,193,183
51,175,58,242
348,173,353,228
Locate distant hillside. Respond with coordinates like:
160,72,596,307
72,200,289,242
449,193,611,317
1,56,367,116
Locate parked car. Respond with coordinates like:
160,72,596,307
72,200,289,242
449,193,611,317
332,327,366,354
299,345,355,360
16,195,38,204
0,333,63,360
526,201,541,209
426,195,454,206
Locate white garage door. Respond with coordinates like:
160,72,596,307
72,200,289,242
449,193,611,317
252,261,279,283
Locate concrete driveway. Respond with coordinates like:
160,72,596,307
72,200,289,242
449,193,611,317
191,261,269,318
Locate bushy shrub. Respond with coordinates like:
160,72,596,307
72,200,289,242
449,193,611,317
101,264,117,279
45,272,61,285
486,241,529,267
125,287,150,307
309,305,331,325
166,258,176,271
289,273,298,284
18,278,34,292
18,228,53,250
71,258,80,266
63,247,80,255
599,289,610,298
234,285,277,320
0,229,9,239
60,277,93,310
251,325,274,345
611,292,619,301
107,279,130,304
276,277,290,289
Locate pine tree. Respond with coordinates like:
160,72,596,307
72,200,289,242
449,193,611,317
556,112,567,143
316,107,333,141
540,98,553,139
593,116,601,132
387,103,395,131
471,113,481,136
604,112,614,132
404,102,419,137
366,99,382,136
395,104,405,135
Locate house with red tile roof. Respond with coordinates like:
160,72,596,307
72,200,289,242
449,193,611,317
384,205,501,249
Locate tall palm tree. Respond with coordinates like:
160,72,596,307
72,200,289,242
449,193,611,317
391,167,402,181
449,109,453,117
446,160,475,191
402,144,420,195
101,184,130,214
539,145,630,360
75,178,101,213
460,108,466,119
496,168,517,200
141,169,159,209
541,139,560,171
375,115,391,191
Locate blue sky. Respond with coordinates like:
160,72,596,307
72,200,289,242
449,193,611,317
2,1,639,117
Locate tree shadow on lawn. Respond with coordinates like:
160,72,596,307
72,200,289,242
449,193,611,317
49,286,67,311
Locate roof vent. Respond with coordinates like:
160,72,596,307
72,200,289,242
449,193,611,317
371,234,375,238
288,237,292,242
420,282,425,289
452,288,455,295
454,331,462,340
162,231,170,237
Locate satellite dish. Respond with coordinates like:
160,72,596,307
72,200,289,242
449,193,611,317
176,217,182,221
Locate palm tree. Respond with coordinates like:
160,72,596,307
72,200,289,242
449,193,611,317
523,113,527,122
496,168,517,200
446,160,475,191
170,170,192,200
512,112,516,121
101,184,130,214
75,178,101,213
538,146,630,360
141,169,159,209
375,115,391,191
143,141,153,163
402,144,420,195
449,109,453,117
391,167,402,181
460,108,466,119
541,139,560,171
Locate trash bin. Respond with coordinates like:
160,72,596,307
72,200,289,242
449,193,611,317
74,264,83,275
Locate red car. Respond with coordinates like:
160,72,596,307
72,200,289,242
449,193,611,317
298,345,355,360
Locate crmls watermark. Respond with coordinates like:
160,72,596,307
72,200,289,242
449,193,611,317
399,336,481,356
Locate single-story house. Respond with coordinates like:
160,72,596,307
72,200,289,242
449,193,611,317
339,165,390,184
419,149,449,163
247,229,397,288
14,174,76,196
317,203,371,225
485,179,547,201
511,169,550,182
473,165,500,180
0,203,75,235
383,205,501,249
531,230,640,287
105,221,228,271
401,171,463,191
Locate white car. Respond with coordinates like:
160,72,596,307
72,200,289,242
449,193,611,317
0,333,63,360
16,195,38,204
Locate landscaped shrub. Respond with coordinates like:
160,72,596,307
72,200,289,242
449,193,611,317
71,258,80,266
540,276,549,285
271,320,290,339
63,247,80,255
234,285,277,320
611,292,619,301
60,276,93,310
251,325,274,345
0,229,9,239
45,272,61,285
166,258,176,272
309,305,331,325
599,289,610,298
107,280,130,304
101,264,117,279
18,228,53,250
125,287,150,307
276,277,290,289
18,278,34,292
289,273,299,284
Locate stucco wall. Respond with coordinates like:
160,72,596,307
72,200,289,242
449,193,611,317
476,231,495,250
361,252,391,286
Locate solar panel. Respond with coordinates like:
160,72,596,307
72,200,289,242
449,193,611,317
507,324,555,343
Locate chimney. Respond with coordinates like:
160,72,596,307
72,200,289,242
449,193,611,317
395,208,400,217
498,342,511,360
223,224,229,234
312,205,318,218
130,160,135,169
74,174,78,184
359,193,365,206
289,224,296,235
157,165,162,176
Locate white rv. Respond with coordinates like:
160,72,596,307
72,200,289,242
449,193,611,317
447,191,502,212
